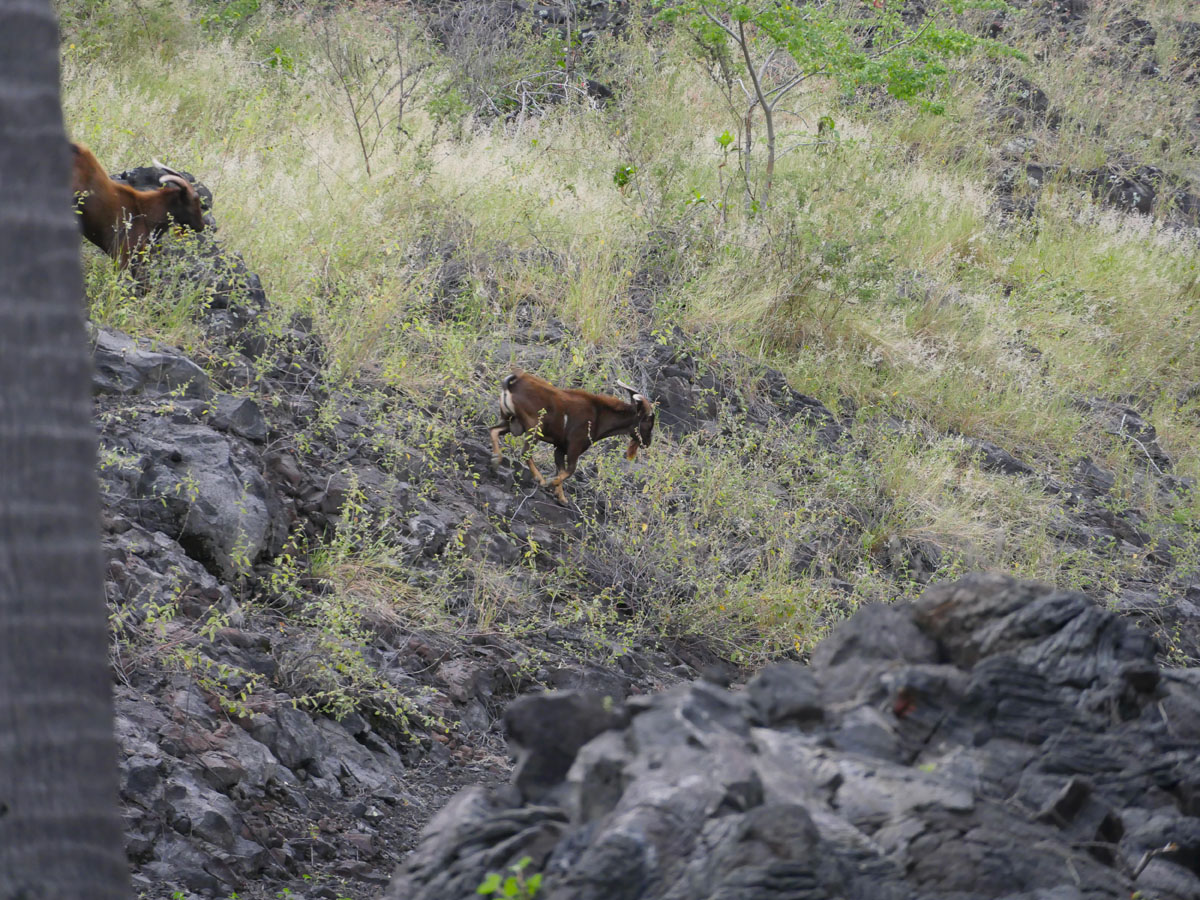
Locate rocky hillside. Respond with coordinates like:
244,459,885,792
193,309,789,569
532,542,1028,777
97,155,1200,900
53,0,1200,896
390,573,1200,900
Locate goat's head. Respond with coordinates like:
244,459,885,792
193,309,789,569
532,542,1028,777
152,159,206,234
616,379,656,458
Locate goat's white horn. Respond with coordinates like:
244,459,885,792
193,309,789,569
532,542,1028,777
153,157,186,178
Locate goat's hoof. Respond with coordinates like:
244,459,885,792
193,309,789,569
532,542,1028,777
489,455,503,473
554,492,568,507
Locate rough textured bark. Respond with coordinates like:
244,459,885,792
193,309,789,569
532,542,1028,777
0,2,133,898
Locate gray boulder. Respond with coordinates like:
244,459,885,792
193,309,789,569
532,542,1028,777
91,326,212,399
99,414,286,579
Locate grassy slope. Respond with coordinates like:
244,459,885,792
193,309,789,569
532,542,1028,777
58,0,1200,666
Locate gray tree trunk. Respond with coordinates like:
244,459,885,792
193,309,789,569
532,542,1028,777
0,2,132,898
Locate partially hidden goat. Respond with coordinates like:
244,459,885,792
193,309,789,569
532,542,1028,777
490,369,656,505
70,142,205,271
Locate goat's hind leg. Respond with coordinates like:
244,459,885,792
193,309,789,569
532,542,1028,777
489,422,510,472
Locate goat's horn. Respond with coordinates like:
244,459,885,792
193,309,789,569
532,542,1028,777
152,157,187,179
616,378,651,408
158,173,192,192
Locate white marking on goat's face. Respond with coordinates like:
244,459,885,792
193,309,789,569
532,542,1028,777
563,413,569,431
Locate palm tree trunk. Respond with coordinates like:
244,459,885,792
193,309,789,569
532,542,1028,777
0,2,132,897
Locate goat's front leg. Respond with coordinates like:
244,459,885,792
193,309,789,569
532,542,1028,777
128,255,150,293
118,217,146,277
112,234,133,275
547,445,579,506
124,234,156,294
524,434,546,485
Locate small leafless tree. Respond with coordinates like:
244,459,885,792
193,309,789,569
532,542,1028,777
314,17,430,176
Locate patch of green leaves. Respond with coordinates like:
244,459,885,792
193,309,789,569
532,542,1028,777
477,857,543,898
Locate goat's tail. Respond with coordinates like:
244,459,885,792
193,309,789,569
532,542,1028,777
499,370,525,435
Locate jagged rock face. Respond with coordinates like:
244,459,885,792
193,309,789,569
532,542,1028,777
387,573,1200,900
99,408,287,580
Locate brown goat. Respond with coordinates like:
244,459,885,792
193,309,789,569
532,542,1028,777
70,142,205,271
489,369,656,505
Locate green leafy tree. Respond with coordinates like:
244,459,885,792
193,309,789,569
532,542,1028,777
657,0,1002,209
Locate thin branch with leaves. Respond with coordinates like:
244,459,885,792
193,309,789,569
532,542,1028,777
661,0,1016,210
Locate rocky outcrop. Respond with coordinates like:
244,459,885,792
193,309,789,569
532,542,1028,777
388,573,1200,900
99,408,287,579
430,0,628,51
995,156,1200,226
